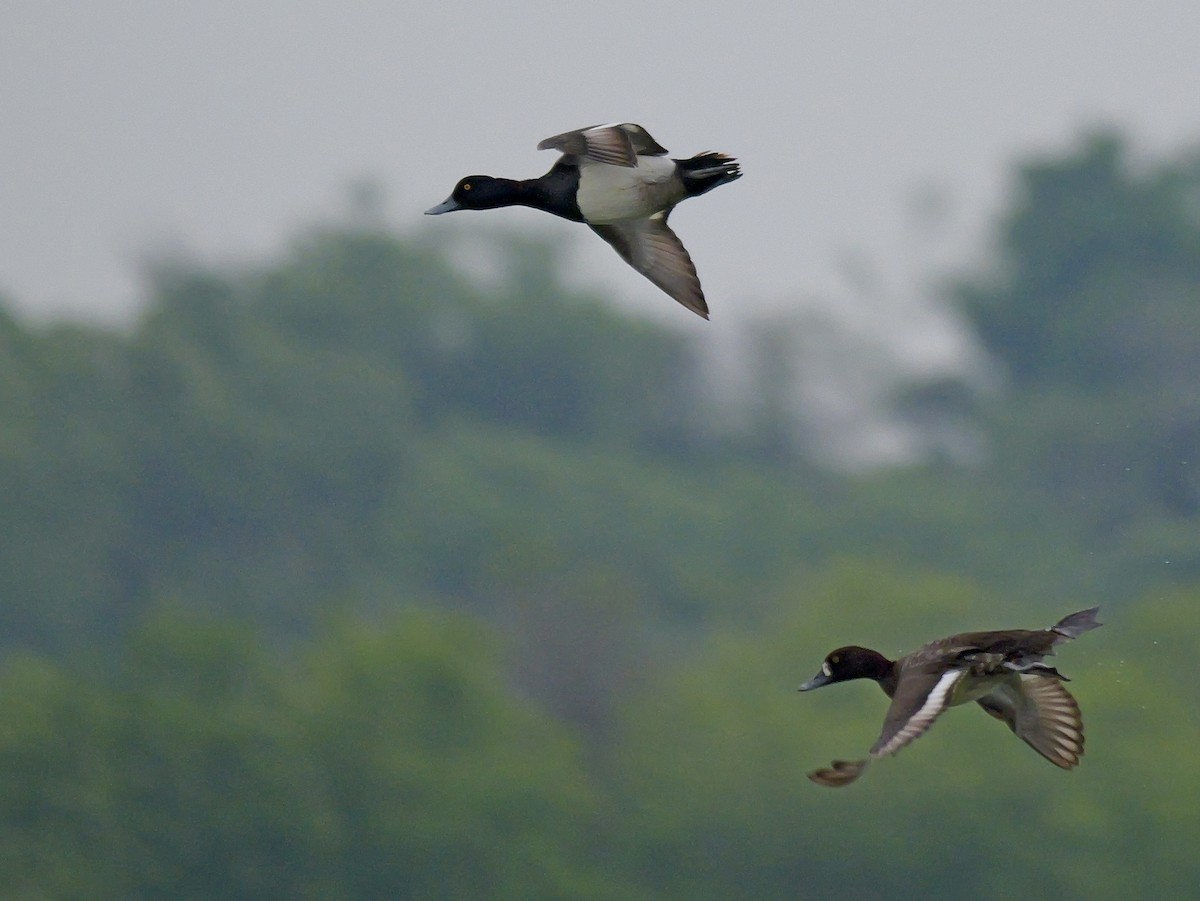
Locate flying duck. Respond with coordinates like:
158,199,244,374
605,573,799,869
798,607,1102,787
425,123,742,319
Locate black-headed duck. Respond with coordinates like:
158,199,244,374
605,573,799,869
798,607,1102,787
425,122,741,319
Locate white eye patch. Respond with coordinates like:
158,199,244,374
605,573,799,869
822,661,833,677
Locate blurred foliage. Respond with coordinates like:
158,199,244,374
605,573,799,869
950,131,1200,595
0,131,1198,895
0,609,630,899
961,132,1200,390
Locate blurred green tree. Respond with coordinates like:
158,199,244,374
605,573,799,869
0,607,632,899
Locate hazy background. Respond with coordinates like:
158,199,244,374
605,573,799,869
2,3,1200,898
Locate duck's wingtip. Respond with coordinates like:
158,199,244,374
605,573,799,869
807,759,869,788
682,293,710,320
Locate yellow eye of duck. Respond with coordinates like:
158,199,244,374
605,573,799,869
830,655,840,664
462,182,472,191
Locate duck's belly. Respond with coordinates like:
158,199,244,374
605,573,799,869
575,156,683,224
948,671,1015,707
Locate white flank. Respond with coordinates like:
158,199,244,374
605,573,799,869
576,156,679,224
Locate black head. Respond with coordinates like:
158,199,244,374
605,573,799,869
425,176,513,215
798,646,892,691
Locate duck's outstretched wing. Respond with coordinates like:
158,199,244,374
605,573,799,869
590,215,709,319
808,667,965,788
538,123,669,167
871,667,964,758
976,675,1085,769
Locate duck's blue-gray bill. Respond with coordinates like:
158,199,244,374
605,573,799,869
798,672,831,692
425,198,461,215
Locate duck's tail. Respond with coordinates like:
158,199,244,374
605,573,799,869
1050,607,1103,642
677,152,742,197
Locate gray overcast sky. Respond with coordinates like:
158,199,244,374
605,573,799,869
4,1,1200,325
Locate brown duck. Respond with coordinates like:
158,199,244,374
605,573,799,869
798,608,1102,787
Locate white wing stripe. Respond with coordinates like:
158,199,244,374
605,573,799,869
875,669,962,758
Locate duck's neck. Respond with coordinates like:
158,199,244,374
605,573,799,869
524,164,585,222
862,651,898,697
478,173,584,223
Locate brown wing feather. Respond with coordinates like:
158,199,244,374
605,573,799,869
808,667,963,789
807,758,870,787
538,124,638,167
870,668,963,758
977,676,1085,769
589,217,709,319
